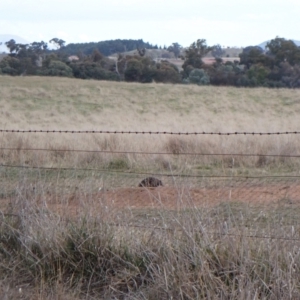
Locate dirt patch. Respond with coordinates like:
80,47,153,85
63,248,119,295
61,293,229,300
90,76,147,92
2,183,299,217
16,184,300,212
96,184,300,209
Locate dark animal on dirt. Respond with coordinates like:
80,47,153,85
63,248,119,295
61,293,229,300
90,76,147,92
138,177,163,187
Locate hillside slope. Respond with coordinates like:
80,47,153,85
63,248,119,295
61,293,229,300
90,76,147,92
0,76,299,132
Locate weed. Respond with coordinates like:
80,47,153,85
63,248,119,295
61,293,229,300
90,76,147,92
108,158,129,170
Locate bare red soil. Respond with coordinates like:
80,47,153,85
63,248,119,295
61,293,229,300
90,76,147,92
96,184,299,209
1,183,299,217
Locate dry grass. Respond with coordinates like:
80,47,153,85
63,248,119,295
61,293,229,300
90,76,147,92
1,75,300,176
1,76,300,298
1,75,300,131
1,188,300,299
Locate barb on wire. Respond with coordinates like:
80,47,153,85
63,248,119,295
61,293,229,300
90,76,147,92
1,129,300,135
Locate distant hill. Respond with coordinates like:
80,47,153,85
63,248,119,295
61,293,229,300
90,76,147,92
258,39,300,50
63,39,160,56
0,34,29,53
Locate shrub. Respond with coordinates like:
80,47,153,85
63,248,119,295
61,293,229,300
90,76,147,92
154,61,181,83
39,60,73,77
70,62,119,81
236,74,251,87
108,158,129,169
124,59,143,82
188,68,210,85
247,64,270,86
0,57,21,75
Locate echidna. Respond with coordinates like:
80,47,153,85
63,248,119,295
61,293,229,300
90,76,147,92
138,177,163,187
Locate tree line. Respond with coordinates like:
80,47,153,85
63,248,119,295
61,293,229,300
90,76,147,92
1,37,300,88
63,39,160,56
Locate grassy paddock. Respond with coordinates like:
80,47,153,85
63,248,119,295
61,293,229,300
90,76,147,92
1,76,300,298
1,193,300,299
1,75,300,175
2,132,300,177
1,76,300,132
0,160,300,298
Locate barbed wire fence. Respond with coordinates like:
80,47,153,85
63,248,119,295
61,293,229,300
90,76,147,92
1,129,300,135
1,130,300,200
1,129,300,241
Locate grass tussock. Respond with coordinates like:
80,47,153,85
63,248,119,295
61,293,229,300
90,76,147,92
1,195,300,299
1,132,300,177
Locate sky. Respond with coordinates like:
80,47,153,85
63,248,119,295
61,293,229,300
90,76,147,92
0,0,299,49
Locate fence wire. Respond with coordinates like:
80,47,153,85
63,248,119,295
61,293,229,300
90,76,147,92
1,163,300,204
1,138,300,241
1,146,300,157
2,129,300,135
